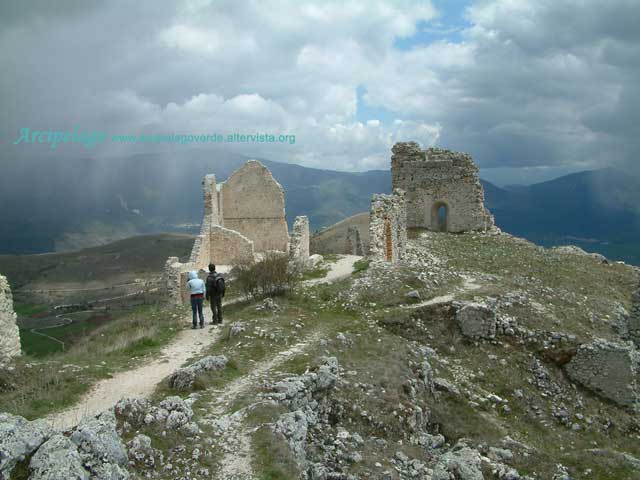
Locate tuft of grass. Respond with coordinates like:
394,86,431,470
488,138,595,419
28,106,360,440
301,266,330,280
352,258,370,274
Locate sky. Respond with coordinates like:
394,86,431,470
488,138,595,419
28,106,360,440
1,0,639,185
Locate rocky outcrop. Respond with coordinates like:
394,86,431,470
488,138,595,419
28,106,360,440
29,435,88,480
565,340,639,410
0,274,21,365
629,286,640,347
456,302,497,340
168,355,228,390
0,413,53,478
115,395,198,435
268,358,340,474
432,443,484,480
70,410,129,479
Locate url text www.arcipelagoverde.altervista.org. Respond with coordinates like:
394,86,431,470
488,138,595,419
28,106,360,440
12,127,296,149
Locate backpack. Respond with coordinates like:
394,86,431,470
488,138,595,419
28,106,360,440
215,276,226,298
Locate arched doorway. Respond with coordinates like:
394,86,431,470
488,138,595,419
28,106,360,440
430,201,449,232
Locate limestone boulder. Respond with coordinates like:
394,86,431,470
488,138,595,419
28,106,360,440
432,444,484,480
0,413,53,478
168,355,228,390
29,434,88,480
70,410,129,479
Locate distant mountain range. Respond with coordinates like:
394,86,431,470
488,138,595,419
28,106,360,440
1,150,638,264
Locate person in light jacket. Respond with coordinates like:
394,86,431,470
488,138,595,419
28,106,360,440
186,270,206,329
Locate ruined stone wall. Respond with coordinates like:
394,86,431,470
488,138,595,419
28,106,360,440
629,286,640,347
369,190,407,263
188,175,218,269
289,216,310,269
164,257,190,306
345,226,363,256
221,160,289,252
0,274,21,364
565,340,639,410
391,142,494,232
209,225,255,265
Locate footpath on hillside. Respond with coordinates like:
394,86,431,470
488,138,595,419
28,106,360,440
45,255,362,431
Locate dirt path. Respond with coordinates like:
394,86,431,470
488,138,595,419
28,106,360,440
407,273,483,309
45,324,222,431
202,332,323,480
306,254,362,285
45,258,355,432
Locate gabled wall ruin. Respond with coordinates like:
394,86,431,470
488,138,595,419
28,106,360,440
391,142,494,233
165,160,309,305
221,161,289,252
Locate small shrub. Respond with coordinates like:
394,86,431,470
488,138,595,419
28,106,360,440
231,253,301,298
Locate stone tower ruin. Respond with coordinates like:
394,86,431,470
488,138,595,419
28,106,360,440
391,142,494,233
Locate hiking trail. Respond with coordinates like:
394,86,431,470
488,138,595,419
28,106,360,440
45,256,361,431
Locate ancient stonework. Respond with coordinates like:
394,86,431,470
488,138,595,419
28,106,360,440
369,190,407,263
164,257,187,306
0,274,21,364
209,225,254,266
164,160,296,305
289,216,311,269
345,226,363,256
456,302,497,340
391,142,494,232
565,340,639,410
629,286,640,347
221,160,289,252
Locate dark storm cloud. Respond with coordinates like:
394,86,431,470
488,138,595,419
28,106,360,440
0,0,638,176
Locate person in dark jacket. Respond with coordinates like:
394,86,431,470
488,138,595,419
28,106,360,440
205,263,224,325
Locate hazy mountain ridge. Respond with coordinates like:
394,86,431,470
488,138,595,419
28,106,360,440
1,152,638,264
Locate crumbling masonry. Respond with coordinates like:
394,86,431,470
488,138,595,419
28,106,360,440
289,216,311,269
165,160,310,305
0,274,21,365
565,340,640,410
369,190,407,263
391,142,494,232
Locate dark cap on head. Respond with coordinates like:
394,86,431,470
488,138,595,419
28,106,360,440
209,263,216,272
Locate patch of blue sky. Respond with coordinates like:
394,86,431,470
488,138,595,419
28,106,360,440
394,0,472,50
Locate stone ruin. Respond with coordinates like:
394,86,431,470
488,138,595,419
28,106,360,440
165,160,310,305
0,273,21,365
289,216,311,270
345,226,363,256
369,190,407,263
565,339,640,410
366,141,494,263
391,142,494,233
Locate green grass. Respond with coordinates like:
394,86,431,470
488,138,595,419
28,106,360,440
0,303,187,420
352,258,370,274
301,266,330,280
13,303,46,316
